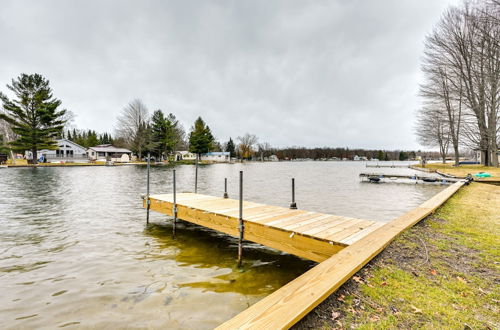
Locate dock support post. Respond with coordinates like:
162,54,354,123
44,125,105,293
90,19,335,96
237,171,244,267
173,169,177,238
195,154,198,193
146,152,151,224
290,178,297,209
223,178,229,198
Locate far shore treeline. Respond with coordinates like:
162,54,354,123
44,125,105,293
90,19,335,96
0,74,456,164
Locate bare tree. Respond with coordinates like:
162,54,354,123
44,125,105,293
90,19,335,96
419,1,499,166
420,65,463,165
416,106,451,163
257,142,273,161
0,116,16,143
237,133,258,160
115,99,150,160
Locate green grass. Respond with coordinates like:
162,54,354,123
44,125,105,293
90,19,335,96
296,183,500,329
416,163,500,181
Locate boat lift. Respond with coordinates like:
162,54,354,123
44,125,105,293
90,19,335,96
359,172,464,184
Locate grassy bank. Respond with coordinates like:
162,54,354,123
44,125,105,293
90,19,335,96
417,163,500,181
294,182,499,329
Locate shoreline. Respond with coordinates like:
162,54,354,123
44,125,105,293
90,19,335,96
412,163,500,183
293,182,499,329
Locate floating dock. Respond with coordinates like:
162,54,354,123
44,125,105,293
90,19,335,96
365,164,410,168
144,193,384,262
359,172,462,183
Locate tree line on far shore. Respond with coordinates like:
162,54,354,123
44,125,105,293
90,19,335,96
0,73,451,164
416,0,499,166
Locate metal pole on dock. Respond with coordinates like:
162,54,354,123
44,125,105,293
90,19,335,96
223,178,229,198
173,169,177,238
290,178,297,209
146,152,151,224
195,154,198,193
237,171,244,267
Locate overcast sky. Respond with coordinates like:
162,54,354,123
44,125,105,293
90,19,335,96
0,0,460,150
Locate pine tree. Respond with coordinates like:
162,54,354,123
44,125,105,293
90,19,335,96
151,110,167,159
189,117,214,157
87,130,98,147
0,73,66,164
225,137,236,158
151,110,183,160
165,113,181,153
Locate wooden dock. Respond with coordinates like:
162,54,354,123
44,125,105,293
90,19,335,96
145,193,384,262
216,180,465,329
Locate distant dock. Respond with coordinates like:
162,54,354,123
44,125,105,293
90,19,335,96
359,172,462,183
365,163,410,168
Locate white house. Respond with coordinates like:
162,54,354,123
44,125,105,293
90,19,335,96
201,152,230,162
26,138,88,163
87,145,132,162
174,151,197,161
174,151,230,162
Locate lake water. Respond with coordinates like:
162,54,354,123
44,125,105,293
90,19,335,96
0,161,445,329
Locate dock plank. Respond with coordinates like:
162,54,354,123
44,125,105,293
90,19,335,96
145,193,379,262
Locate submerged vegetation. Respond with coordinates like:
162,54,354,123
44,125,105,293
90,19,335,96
295,182,500,329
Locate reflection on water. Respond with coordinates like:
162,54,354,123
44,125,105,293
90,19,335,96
146,222,314,296
0,162,444,329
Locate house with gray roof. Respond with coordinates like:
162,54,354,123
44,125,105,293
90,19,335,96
87,144,133,163
26,138,88,163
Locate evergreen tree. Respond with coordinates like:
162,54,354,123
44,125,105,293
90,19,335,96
87,130,99,147
376,150,384,160
188,117,214,157
0,73,66,164
225,137,236,158
67,130,72,141
151,110,167,159
165,113,182,153
151,110,183,160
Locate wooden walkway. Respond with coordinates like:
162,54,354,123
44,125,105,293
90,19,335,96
216,180,465,329
146,193,384,262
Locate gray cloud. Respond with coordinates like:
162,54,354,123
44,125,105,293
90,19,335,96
0,0,460,149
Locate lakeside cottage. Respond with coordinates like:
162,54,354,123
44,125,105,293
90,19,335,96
174,151,230,162
174,151,197,161
201,152,230,162
26,138,88,163
87,145,132,162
